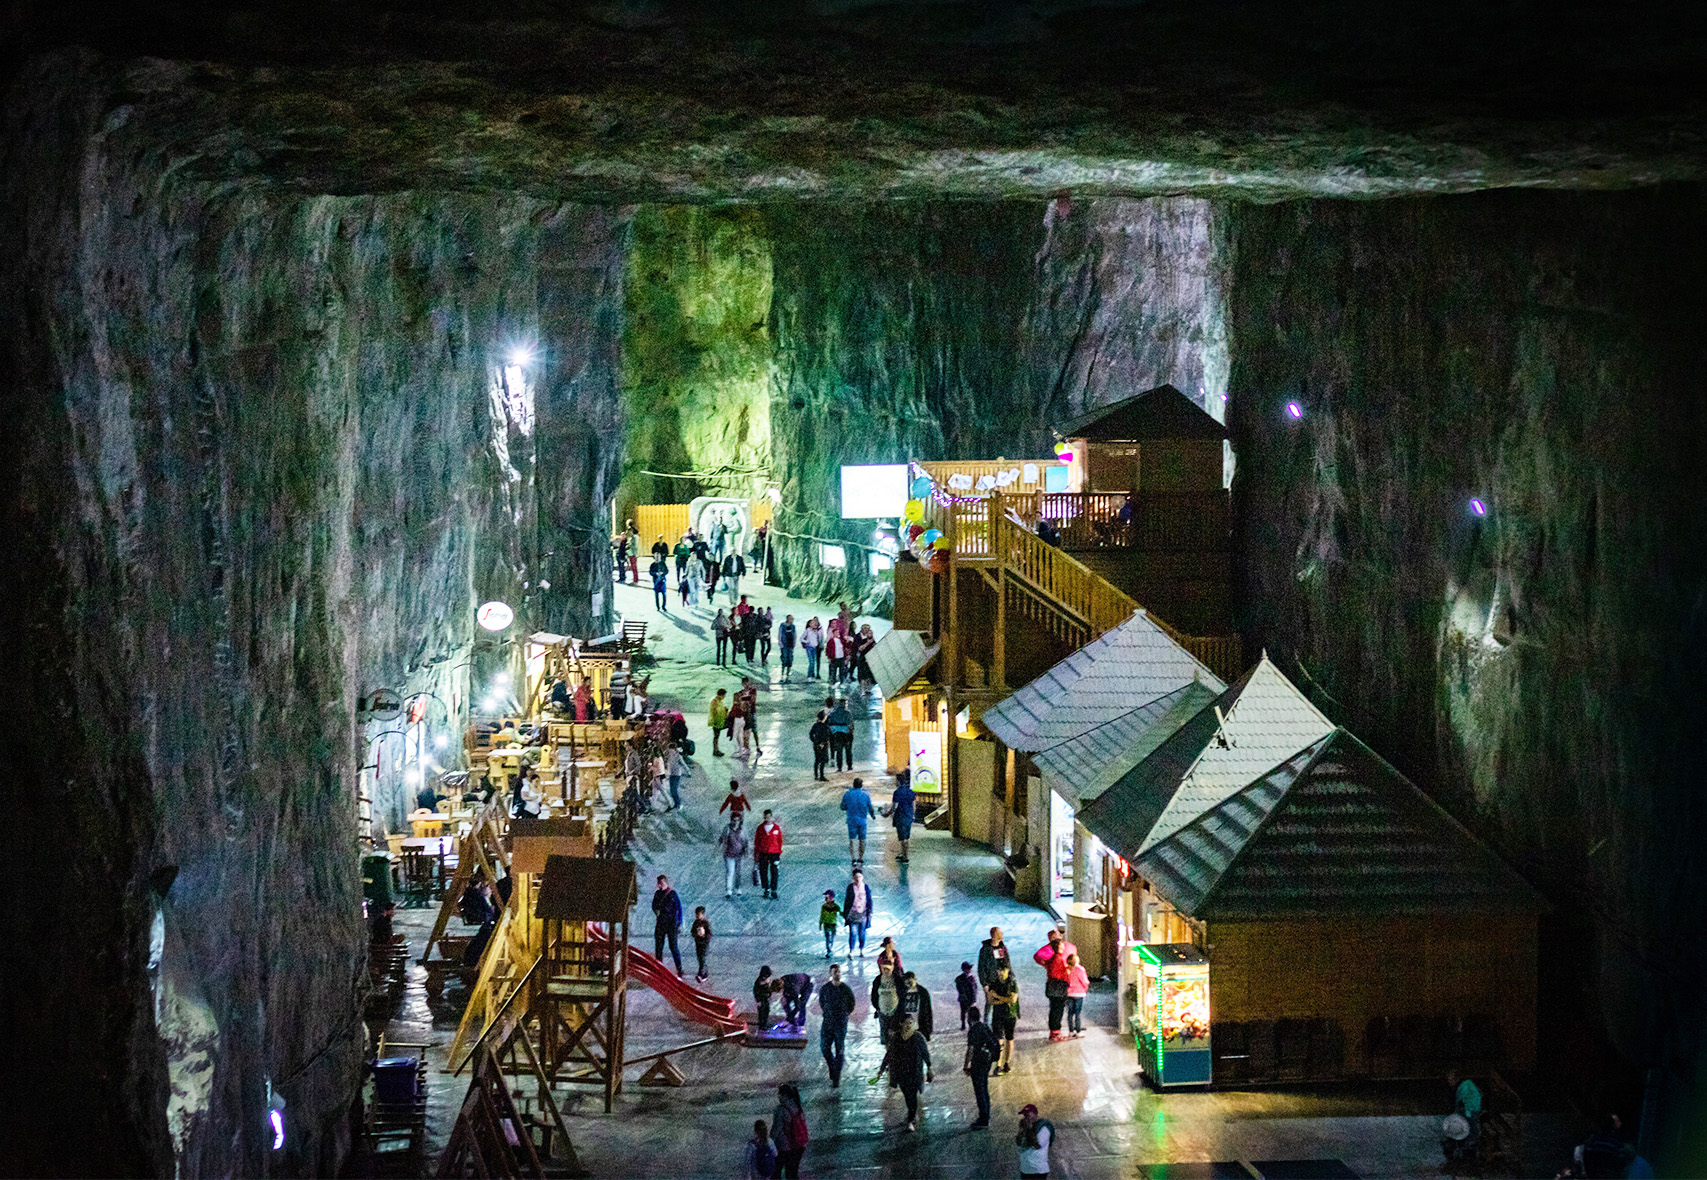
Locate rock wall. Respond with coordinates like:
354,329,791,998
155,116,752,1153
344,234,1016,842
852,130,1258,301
1226,186,1707,1169
766,197,1226,603
0,54,624,1177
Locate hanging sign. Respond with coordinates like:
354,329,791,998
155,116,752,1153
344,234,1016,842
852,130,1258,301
909,730,943,793
477,601,515,631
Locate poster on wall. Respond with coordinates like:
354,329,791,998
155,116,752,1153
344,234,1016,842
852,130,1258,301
909,730,943,795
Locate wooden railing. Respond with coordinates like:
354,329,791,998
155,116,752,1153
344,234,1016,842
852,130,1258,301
1008,490,1231,552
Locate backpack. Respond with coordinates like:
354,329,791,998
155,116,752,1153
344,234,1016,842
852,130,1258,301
753,1138,776,1177
788,1109,809,1149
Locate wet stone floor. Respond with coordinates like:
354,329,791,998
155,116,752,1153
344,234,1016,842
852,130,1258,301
382,577,1579,1178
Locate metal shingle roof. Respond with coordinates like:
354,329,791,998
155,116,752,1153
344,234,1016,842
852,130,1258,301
1135,730,1548,919
1141,654,1334,853
981,611,1225,752
1035,680,1222,805
869,629,940,701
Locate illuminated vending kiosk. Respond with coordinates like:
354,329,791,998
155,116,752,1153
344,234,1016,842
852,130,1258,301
1132,943,1212,1087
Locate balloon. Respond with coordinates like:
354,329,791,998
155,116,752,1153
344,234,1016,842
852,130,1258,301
903,499,925,523
1053,441,1068,456
931,536,952,550
910,475,932,498
920,528,942,546
1056,449,1074,463
927,551,950,574
906,523,925,541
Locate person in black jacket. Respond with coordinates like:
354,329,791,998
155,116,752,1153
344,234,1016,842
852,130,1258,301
877,1016,933,1132
650,875,684,976
809,710,831,781
898,971,934,1041
818,964,856,1087
963,1006,999,1129
753,965,776,1030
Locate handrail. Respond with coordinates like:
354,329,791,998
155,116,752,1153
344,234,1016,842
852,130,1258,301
990,510,1139,639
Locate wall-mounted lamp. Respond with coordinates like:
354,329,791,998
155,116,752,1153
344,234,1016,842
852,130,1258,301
1285,401,1304,420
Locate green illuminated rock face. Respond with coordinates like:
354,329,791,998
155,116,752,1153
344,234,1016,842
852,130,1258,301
618,205,773,518
1226,187,1707,1158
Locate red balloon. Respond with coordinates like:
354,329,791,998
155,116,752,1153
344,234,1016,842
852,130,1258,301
927,551,950,575
906,523,925,541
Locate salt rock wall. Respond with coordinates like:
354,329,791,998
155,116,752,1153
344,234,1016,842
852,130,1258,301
766,197,1226,603
1226,186,1707,1169
617,205,772,521
0,56,625,1177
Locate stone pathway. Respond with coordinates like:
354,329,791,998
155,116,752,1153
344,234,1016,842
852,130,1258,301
385,573,1580,1178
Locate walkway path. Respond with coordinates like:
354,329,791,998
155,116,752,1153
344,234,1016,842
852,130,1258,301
390,572,1577,1177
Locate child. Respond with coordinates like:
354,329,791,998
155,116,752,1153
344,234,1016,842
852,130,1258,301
691,906,712,982
753,966,775,1030
955,960,978,1030
743,1119,776,1180
818,890,842,958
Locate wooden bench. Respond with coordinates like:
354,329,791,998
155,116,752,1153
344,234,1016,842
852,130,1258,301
619,620,647,654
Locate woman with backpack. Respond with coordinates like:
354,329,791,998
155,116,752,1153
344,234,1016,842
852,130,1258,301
770,1083,809,1178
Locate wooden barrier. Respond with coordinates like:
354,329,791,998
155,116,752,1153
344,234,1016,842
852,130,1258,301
634,503,691,545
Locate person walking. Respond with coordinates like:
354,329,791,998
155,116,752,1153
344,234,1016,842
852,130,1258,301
890,771,916,863
877,1016,933,1132
870,961,902,1050
818,964,856,1088
650,557,670,611
754,809,784,899
686,550,703,606
690,906,712,982
712,608,732,666
1064,953,1090,1037
651,533,670,566
758,607,775,666
650,874,684,975
955,961,978,1030
777,614,796,682
988,964,1020,1074
898,971,934,1045
770,1083,809,1179
742,1120,776,1180
673,533,692,583
1016,1104,1054,1178
1034,926,1080,1042
719,778,751,819
664,743,686,811
809,711,831,781
718,813,750,899
723,551,744,604
854,624,877,689
875,935,903,977
626,522,640,584
826,698,853,772
840,776,876,864
613,528,630,583
801,617,823,680
708,688,729,756
843,868,872,956
963,1006,999,1129
706,552,720,599
817,889,842,957
825,627,848,685
679,563,691,608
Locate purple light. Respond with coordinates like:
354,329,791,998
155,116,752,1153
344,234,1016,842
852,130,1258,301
1469,498,1488,517
269,1110,285,1150
1285,401,1303,420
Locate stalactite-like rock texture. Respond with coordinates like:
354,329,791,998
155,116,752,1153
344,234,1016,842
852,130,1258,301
1227,186,1707,1163
0,58,624,1176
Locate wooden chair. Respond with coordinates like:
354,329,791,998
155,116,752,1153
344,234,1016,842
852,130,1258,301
400,849,437,907
619,620,648,654
385,833,406,856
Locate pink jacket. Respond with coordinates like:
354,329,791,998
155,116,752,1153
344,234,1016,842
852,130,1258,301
1065,964,1090,998
1033,939,1080,982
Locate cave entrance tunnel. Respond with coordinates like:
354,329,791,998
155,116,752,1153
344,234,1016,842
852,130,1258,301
6,54,1707,1180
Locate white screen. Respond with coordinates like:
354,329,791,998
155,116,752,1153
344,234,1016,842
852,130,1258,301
839,464,910,518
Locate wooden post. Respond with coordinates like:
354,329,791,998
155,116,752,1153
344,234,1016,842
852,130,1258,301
945,536,961,838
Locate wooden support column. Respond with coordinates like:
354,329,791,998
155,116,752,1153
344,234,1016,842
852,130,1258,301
945,541,961,838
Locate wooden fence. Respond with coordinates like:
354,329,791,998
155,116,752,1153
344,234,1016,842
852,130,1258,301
633,501,772,545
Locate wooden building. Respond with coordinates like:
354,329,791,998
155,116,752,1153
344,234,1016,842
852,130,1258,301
1079,657,1547,1083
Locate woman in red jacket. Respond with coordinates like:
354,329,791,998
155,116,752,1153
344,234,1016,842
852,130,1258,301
754,808,784,899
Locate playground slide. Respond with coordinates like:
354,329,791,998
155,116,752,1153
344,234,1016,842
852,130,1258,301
587,925,744,1036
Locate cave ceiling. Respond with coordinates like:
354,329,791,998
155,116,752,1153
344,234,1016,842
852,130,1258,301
10,0,1706,202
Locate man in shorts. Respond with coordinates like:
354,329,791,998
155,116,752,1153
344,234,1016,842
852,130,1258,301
840,776,876,865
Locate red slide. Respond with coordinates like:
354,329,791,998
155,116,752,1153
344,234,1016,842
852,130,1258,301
588,925,745,1036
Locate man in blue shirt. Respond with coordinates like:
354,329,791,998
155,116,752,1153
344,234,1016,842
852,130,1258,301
890,771,917,863
840,776,877,865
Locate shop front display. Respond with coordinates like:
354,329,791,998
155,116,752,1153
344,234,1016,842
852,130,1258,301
1132,942,1211,1087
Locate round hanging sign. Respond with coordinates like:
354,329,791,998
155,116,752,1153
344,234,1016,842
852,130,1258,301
477,600,515,631
361,689,402,721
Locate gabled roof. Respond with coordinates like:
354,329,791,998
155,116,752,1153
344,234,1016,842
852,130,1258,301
1056,383,1229,443
981,611,1224,752
869,629,939,700
535,855,636,922
1141,654,1335,853
1035,679,1222,805
1075,672,1245,861
1134,730,1549,919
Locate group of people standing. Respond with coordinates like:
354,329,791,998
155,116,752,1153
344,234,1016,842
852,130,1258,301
713,598,787,669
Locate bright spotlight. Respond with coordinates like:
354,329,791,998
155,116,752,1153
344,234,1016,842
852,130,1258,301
507,345,534,368
434,734,449,749
1285,401,1304,420
404,767,423,786
493,671,511,687
1469,497,1488,517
